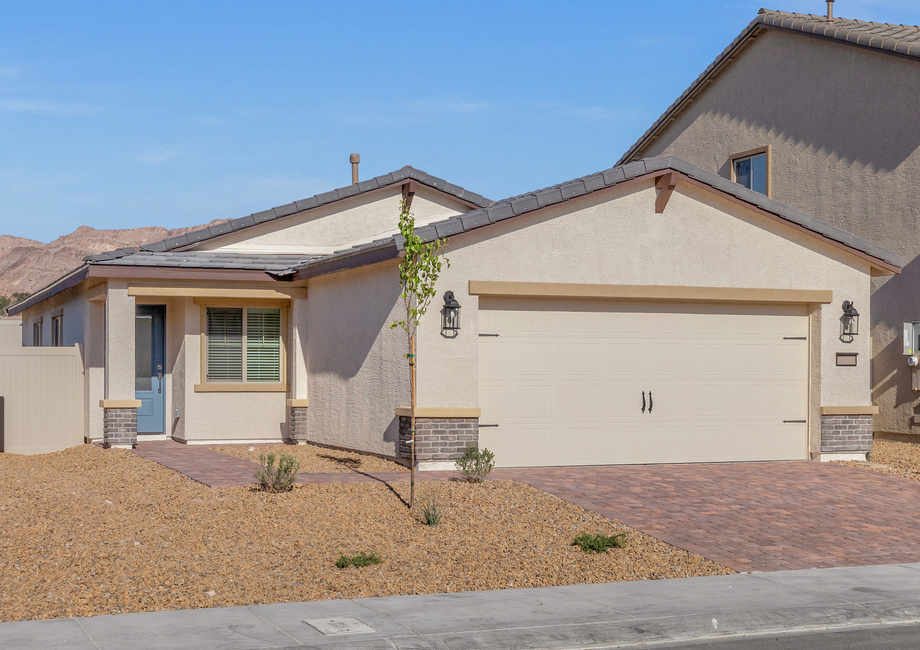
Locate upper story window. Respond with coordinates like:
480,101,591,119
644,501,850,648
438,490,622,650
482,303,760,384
51,314,63,347
730,146,772,197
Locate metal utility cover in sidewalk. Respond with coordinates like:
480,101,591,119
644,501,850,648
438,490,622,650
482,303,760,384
303,617,376,635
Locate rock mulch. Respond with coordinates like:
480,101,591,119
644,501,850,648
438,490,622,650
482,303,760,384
213,442,409,473
0,445,732,623
836,438,920,480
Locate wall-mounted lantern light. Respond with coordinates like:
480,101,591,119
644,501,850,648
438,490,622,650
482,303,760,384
442,291,460,331
841,300,859,340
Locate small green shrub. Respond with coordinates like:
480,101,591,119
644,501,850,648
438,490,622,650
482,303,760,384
455,444,495,483
335,552,383,569
418,488,446,527
571,532,627,554
254,451,301,492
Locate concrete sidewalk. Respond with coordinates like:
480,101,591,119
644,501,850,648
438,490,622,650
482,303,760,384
4,563,920,649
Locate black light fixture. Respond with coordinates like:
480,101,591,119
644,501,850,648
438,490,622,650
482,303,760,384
442,291,460,331
842,300,859,339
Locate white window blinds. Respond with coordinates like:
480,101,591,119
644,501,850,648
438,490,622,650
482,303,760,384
206,307,282,383
246,308,281,382
207,308,243,381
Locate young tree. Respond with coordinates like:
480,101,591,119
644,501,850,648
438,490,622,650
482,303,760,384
391,201,449,508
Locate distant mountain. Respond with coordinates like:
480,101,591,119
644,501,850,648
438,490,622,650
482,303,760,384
0,221,229,301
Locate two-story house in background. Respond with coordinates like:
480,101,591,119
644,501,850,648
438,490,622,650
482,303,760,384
619,7,920,447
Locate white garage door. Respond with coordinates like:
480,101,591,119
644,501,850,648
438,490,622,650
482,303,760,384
478,297,809,467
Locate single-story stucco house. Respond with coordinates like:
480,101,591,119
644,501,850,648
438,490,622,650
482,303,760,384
8,156,901,467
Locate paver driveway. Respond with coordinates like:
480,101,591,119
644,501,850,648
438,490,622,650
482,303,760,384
132,442,920,573
496,462,920,573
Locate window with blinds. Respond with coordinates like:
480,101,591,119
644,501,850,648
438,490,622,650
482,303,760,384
206,307,282,383
246,308,281,382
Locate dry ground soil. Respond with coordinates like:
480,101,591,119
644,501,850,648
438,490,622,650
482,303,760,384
837,438,920,480
0,445,732,622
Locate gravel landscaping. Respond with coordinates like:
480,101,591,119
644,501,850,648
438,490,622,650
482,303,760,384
836,438,920,480
213,442,408,473
0,445,733,623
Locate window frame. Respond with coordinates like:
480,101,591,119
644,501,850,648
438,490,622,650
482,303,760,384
51,311,63,347
32,317,43,347
195,299,289,393
730,145,772,198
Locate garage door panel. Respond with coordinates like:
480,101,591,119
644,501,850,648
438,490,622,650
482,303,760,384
517,341,553,376
479,298,808,467
609,342,641,375
565,341,603,376
479,340,511,376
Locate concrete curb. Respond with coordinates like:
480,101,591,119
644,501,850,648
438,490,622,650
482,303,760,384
3,563,920,649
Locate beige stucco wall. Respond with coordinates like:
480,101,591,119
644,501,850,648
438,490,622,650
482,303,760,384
632,28,920,435
167,296,288,442
304,178,874,459
305,261,409,458
194,187,471,255
413,180,873,455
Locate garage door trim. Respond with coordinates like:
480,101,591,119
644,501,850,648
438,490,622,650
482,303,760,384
469,281,832,305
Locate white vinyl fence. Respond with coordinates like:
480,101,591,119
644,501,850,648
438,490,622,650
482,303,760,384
0,345,84,454
0,319,21,347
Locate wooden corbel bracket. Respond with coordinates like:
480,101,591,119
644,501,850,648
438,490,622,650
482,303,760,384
655,171,678,214
402,180,418,210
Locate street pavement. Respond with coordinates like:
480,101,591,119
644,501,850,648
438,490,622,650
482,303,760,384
3,562,920,649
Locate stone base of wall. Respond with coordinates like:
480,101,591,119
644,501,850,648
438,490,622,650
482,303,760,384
290,406,309,441
103,407,137,449
398,415,479,466
821,414,873,454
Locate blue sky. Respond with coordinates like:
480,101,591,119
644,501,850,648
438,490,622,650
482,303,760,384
2,1,919,243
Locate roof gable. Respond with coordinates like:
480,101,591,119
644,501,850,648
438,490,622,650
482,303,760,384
618,9,920,165
140,166,491,253
277,156,903,281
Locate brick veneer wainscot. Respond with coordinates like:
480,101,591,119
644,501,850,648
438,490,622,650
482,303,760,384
820,414,873,453
398,416,479,463
290,406,309,441
103,407,137,448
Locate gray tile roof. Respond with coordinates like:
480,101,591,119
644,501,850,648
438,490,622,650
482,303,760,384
138,166,491,253
85,250,317,271
274,156,904,278
618,9,920,165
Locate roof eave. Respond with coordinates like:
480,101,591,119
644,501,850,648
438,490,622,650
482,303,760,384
7,265,91,315
617,20,765,165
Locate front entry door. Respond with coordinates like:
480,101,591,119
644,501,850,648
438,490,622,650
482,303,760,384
135,306,166,434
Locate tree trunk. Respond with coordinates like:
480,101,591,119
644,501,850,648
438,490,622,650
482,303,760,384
410,334,416,508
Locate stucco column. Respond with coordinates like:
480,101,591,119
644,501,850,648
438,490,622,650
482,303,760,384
85,299,106,442
101,281,139,448
288,296,309,442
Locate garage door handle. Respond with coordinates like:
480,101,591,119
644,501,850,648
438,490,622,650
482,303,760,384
648,391,653,413
783,420,806,423
641,391,646,413
479,424,499,427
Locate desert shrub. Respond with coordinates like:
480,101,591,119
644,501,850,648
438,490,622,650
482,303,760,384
335,552,382,568
455,444,495,483
418,487,446,526
254,451,301,492
571,532,627,554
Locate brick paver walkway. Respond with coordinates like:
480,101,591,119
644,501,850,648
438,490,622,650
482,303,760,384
132,442,920,573
132,441,464,487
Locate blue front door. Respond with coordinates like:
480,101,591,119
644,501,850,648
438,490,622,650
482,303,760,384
135,305,166,434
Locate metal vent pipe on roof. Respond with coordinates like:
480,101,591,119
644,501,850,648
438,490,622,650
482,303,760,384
827,0,834,20
350,153,360,184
